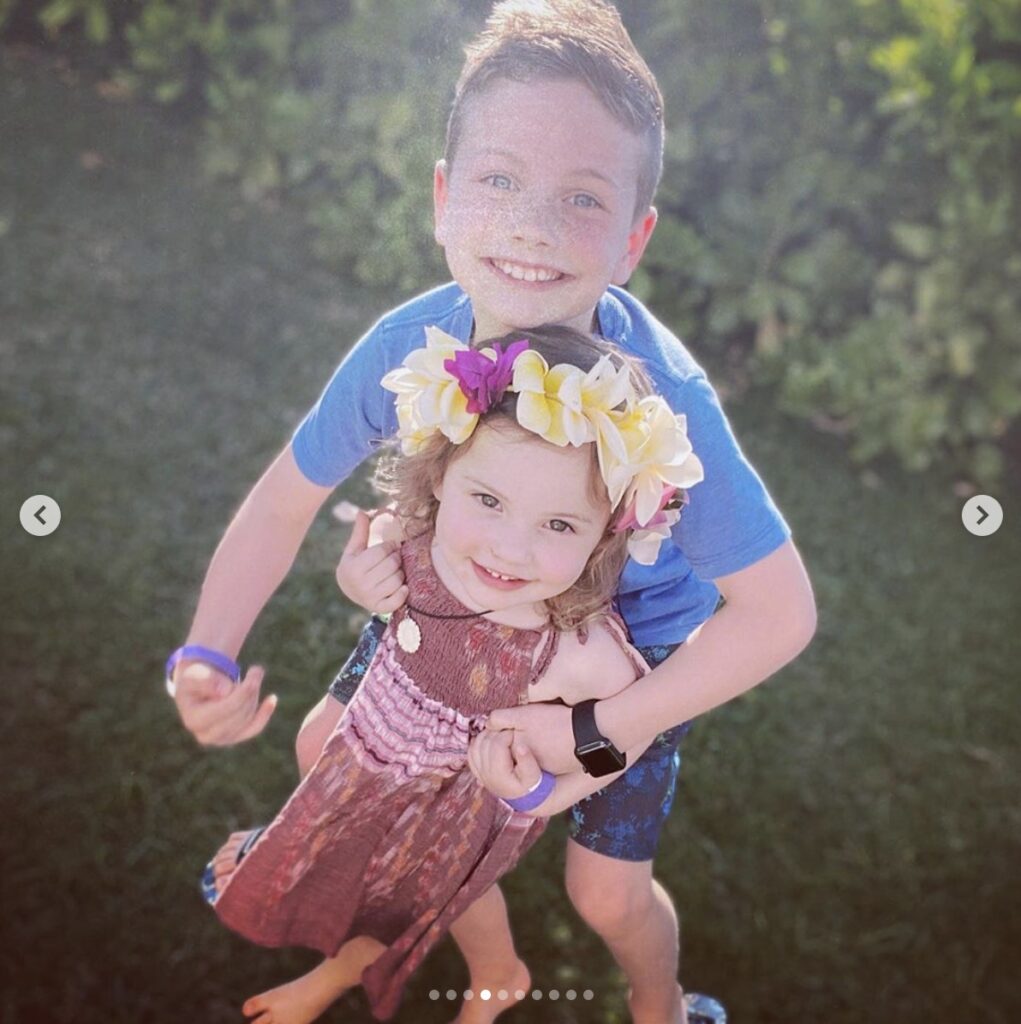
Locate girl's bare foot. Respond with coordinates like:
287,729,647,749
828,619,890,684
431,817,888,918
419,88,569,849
242,937,385,1024
451,958,531,1024
211,828,261,894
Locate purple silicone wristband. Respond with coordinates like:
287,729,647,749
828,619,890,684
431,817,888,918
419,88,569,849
502,770,556,813
166,645,241,684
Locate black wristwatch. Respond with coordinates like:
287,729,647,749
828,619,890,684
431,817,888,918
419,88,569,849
572,699,627,777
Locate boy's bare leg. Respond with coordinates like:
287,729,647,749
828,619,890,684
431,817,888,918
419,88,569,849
242,935,385,1024
447,885,531,1024
295,694,346,778
565,841,688,1024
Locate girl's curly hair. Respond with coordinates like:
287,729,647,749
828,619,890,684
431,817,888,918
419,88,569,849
373,323,653,631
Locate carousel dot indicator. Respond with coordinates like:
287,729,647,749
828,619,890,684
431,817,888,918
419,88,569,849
583,989,595,1000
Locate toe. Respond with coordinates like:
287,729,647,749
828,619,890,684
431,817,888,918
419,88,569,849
242,994,265,1016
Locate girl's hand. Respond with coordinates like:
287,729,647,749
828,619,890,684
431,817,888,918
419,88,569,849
468,730,542,799
486,703,578,774
173,661,277,746
336,510,409,614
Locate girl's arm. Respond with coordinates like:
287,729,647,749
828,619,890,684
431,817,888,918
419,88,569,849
469,615,652,815
467,728,654,818
334,506,409,614
486,539,816,774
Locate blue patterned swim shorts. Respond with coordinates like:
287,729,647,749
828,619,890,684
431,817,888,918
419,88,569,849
328,622,690,863
566,641,690,862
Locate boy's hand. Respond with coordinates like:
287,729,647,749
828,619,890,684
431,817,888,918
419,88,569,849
486,703,578,774
173,661,277,746
336,510,408,613
468,729,542,799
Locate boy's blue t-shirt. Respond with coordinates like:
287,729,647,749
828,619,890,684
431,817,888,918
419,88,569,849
292,282,790,647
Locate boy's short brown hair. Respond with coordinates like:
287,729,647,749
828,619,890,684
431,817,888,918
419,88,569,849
445,0,665,219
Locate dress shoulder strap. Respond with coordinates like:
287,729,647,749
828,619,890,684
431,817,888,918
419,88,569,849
526,628,561,690
586,611,653,679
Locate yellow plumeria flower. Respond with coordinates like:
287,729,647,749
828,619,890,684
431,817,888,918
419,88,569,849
600,398,704,523
382,326,477,449
514,352,630,448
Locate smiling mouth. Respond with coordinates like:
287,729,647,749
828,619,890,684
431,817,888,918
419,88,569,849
489,258,565,283
472,560,530,589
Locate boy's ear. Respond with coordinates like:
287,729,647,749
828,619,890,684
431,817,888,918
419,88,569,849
433,159,450,246
610,206,658,287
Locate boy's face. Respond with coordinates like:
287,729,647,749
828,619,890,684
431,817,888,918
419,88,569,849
434,77,657,341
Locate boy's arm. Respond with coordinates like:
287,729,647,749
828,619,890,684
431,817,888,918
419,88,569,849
469,620,654,814
486,538,817,773
467,729,653,817
172,445,334,746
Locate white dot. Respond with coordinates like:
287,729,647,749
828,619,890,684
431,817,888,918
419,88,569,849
446,990,457,1000
464,989,474,1000
479,989,491,1001
566,989,577,1000
497,989,508,1000
583,989,594,1000
550,989,560,1000
429,990,440,1000
514,989,526,1000
532,989,543,1000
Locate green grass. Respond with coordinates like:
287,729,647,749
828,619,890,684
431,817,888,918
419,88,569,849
2,46,1019,1024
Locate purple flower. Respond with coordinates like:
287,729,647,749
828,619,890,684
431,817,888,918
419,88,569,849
444,339,530,414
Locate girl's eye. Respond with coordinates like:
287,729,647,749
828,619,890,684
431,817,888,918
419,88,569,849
549,519,575,534
570,193,601,209
483,174,513,190
475,493,500,509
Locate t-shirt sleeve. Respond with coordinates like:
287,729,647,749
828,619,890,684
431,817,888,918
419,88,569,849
670,374,790,579
291,319,395,487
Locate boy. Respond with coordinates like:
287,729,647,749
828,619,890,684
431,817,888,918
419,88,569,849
172,2,816,1022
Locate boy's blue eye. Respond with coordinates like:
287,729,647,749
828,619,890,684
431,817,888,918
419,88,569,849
549,519,574,534
476,493,500,509
484,174,513,190
571,193,601,209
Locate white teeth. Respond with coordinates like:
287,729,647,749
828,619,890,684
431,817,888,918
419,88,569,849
492,259,562,283
483,567,518,581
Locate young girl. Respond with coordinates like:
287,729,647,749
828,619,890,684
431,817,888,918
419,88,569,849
204,324,703,1023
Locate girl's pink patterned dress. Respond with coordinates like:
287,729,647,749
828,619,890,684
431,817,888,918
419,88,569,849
214,531,558,1020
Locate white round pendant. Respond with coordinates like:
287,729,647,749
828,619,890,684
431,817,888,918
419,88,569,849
396,616,422,654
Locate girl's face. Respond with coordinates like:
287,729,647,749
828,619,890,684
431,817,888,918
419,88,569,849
431,419,611,628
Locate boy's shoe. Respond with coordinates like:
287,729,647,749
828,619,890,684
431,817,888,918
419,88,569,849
199,826,265,905
684,992,728,1024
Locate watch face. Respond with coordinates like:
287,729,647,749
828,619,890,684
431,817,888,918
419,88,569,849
577,741,626,778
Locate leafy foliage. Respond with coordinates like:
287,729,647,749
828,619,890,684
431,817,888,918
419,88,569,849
6,0,1019,482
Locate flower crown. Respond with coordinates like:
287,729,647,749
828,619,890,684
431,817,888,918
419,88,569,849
381,326,704,564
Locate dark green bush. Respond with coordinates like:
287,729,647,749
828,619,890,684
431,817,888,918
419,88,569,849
7,0,1019,483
